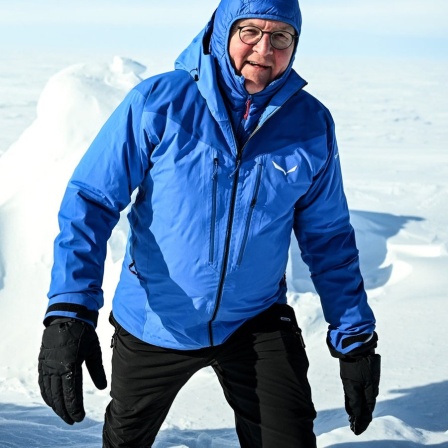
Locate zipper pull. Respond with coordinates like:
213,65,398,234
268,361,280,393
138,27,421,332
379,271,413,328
129,261,138,276
212,157,219,179
228,158,241,178
295,327,306,348
243,98,251,120
110,329,118,348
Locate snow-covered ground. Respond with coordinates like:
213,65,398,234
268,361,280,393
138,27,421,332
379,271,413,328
0,47,447,447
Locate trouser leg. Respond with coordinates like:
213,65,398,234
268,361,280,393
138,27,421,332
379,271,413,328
103,318,208,448
213,304,317,448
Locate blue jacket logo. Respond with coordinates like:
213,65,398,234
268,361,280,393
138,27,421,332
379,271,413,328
272,161,298,175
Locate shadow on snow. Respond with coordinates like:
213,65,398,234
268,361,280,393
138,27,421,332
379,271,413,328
315,380,448,443
287,210,424,293
0,401,238,448
0,402,102,448
325,441,448,448
1,381,447,447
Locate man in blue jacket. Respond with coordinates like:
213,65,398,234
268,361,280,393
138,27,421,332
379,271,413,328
38,0,381,446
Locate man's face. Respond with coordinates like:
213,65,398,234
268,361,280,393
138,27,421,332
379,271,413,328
228,18,296,94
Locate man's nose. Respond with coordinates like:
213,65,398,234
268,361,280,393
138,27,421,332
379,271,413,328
253,33,273,54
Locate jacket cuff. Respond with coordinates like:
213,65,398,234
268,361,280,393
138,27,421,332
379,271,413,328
327,331,378,359
44,303,99,327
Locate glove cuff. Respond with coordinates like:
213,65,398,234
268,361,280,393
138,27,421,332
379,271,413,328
44,303,98,327
327,331,378,360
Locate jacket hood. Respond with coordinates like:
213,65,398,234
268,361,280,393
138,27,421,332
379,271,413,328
211,0,302,61
210,0,302,98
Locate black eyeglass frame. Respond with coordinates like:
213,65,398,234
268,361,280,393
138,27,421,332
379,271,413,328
237,25,298,50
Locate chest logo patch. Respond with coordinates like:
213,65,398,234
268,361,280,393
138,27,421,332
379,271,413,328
272,161,298,176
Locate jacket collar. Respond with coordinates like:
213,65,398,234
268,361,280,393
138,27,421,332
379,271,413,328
175,22,307,153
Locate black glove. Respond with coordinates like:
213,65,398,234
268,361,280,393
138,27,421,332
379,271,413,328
340,353,381,435
38,318,107,425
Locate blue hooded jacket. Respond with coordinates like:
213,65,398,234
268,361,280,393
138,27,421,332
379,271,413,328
45,0,376,354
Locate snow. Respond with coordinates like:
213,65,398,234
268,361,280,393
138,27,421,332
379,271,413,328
1,41,448,448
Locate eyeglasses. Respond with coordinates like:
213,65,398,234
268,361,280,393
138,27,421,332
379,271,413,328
237,25,297,50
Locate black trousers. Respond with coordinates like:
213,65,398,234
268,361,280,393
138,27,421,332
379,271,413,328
103,304,317,448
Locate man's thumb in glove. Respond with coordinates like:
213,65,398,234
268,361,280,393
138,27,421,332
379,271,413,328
84,334,107,390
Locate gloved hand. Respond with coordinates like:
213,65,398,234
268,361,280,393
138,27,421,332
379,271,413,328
38,318,107,425
340,353,381,435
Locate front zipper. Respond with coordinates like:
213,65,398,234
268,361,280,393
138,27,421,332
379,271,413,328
208,125,271,346
208,151,242,345
236,163,263,266
209,157,219,264
207,88,304,346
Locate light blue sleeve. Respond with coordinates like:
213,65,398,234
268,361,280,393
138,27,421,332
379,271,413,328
293,124,376,355
45,87,152,327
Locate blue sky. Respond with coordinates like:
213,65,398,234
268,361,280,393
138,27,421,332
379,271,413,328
0,0,447,59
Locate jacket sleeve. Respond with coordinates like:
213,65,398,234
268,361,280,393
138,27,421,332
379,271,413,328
44,88,152,327
293,120,377,357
